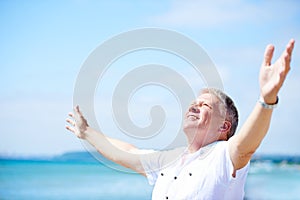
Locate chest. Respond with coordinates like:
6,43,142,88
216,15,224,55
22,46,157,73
152,157,226,199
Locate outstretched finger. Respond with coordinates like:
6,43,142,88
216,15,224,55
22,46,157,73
284,39,295,64
68,112,74,118
65,125,75,133
286,39,295,55
263,44,275,66
283,52,291,68
66,118,75,126
281,39,295,72
74,105,83,115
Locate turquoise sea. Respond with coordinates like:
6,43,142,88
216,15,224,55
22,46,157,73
1,153,300,200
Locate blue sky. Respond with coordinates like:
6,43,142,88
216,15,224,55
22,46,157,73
1,0,300,156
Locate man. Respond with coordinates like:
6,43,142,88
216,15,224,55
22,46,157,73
66,39,295,199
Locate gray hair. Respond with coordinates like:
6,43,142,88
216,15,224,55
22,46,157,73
201,88,239,140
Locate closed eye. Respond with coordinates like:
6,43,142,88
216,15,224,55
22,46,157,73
203,103,212,109
189,101,212,110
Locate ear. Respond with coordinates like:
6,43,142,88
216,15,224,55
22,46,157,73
219,121,232,139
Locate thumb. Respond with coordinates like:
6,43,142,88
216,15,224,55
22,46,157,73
74,105,83,116
263,44,275,66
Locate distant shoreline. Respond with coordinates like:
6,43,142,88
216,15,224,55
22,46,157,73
1,151,300,165
251,154,300,165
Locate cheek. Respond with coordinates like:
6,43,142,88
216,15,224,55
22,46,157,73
198,112,211,126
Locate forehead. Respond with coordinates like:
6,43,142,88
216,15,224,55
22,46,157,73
196,92,219,104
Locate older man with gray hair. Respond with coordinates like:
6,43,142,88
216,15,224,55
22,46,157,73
66,39,295,199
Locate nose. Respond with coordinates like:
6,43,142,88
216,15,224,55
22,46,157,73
189,106,200,113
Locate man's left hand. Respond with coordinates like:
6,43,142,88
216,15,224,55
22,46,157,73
259,39,295,104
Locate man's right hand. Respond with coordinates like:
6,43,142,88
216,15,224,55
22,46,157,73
66,105,89,139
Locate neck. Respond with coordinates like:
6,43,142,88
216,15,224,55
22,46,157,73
188,140,212,153
188,140,215,153
185,129,223,154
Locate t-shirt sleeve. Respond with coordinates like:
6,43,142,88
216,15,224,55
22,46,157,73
219,142,249,199
226,142,249,180
218,141,249,180
139,147,185,185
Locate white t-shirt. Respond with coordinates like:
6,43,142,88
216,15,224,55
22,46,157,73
140,141,249,200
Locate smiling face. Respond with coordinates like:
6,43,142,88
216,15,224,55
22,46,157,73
183,92,228,148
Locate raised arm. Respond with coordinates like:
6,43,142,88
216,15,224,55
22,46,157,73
66,105,146,175
229,39,295,171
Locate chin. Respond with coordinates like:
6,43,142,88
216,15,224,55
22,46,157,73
183,126,199,136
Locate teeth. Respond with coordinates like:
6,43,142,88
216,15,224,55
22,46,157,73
188,116,198,120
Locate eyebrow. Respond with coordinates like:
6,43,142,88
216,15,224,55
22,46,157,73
190,100,213,109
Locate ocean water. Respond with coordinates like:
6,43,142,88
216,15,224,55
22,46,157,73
1,159,300,200
0,160,153,200
245,162,300,200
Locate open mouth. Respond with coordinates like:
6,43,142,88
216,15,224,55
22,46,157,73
187,114,200,120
